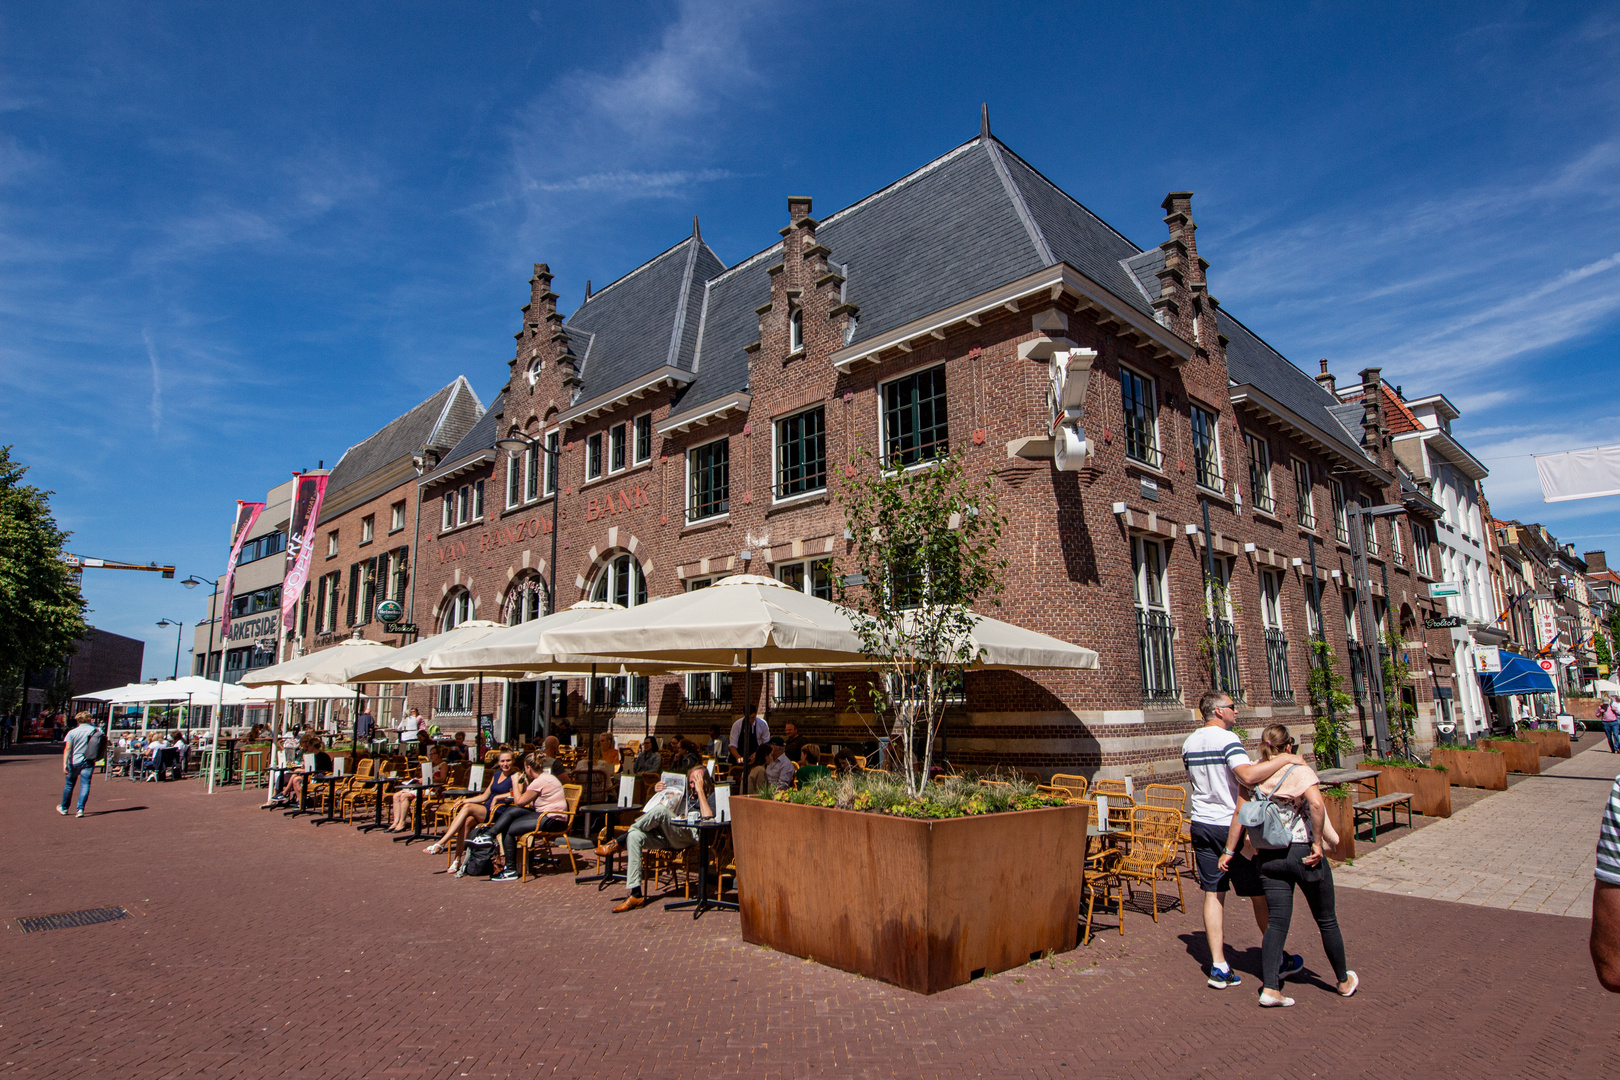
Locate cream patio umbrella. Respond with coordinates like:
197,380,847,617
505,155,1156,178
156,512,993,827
341,620,511,755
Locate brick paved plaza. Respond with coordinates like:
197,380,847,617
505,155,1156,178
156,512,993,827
3,744,1617,1080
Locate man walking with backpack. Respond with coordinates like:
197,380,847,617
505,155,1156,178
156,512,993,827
58,711,103,818
1183,690,1307,988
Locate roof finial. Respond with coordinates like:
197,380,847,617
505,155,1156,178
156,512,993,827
692,214,702,241
980,102,991,142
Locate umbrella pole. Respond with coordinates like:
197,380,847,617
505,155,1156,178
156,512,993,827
350,685,361,758
477,675,484,748
587,664,597,799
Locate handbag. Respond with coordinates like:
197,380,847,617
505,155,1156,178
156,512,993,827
1237,764,1303,848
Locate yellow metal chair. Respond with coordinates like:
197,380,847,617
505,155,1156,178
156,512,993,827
1116,805,1185,921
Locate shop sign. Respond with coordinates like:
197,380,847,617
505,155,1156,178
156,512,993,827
1424,615,1466,629
376,599,403,623
1538,658,1556,673
438,515,553,563
1429,581,1462,598
226,611,279,644
1473,649,1501,673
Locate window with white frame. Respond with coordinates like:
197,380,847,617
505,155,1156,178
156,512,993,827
1132,535,1176,700
315,571,341,634
440,588,473,632
1190,405,1222,490
589,553,647,608
504,574,548,625
442,492,454,531
1246,434,1273,514
609,422,627,473
390,501,405,532
1260,570,1285,629
1413,522,1433,577
1391,517,1405,565
544,431,559,495
507,450,524,508
586,432,604,480
687,438,730,522
882,365,948,468
1331,479,1348,544
775,406,826,499
633,413,652,465
789,303,803,353
774,558,835,703
1293,458,1315,529
1132,536,1169,613
328,530,340,557
1120,367,1160,468
361,515,374,545
436,682,473,714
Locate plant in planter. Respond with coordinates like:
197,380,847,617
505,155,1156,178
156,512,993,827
1307,638,1355,769
773,770,1068,818
1380,631,1419,759
1362,755,1451,817
835,449,1007,794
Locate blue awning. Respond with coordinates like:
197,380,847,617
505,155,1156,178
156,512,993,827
1479,651,1557,696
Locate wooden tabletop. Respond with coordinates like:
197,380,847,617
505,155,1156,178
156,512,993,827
1316,768,1381,785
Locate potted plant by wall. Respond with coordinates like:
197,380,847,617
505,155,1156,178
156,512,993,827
729,452,1089,995
1430,743,1506,789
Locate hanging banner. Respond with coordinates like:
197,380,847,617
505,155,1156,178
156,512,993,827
219,501,266,639
281,473,330,633
1534,444,1620,503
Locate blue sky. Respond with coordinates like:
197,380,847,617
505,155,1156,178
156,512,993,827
3,2,1618,679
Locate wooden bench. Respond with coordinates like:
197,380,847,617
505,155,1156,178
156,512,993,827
1353,792,1413,841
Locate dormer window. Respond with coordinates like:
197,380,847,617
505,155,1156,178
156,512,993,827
789,304,803,353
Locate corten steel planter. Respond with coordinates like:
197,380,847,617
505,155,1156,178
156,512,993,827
1322,792,1355,862
1367,763,1451,817
1479,739,1540,774
730,797,1088,995
1523,730,1571,758
1430,747,1507,790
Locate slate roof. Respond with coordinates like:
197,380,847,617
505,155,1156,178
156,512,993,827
431,389,505,477
561,127,1378,469
565,234,725,402
326,377,484,495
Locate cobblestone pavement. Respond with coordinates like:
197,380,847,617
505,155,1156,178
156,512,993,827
2,746,1616,1079
1334,741,1619,918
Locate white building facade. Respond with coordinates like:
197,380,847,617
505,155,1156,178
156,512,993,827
1393,394,1498,736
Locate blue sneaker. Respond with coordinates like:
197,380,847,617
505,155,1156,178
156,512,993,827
1207,966,1242,989
1280,953,1305,981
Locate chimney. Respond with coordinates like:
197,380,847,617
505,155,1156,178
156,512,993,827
1585,550,1608,573
1358,367,1385,451
1316,359,1337,396
787,196,813,225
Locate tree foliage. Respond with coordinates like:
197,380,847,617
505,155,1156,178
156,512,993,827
0,446,88,677
835,450,1008,795
1307,637,1356,767
1381,629,1418,756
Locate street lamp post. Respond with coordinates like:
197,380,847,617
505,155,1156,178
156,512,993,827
183,574,223,791
156,619,185,681
494,432,562,743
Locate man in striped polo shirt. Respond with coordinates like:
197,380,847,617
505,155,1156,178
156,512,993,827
1592,774,1620,992
1183,690,1307,988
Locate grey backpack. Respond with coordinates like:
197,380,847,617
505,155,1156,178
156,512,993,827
1238,764,1303,848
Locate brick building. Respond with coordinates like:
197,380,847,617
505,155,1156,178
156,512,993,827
409,118,1456,780
293,378,483,726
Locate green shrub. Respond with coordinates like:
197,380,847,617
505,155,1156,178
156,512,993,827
1364,757,1445,772
769,770,1067,818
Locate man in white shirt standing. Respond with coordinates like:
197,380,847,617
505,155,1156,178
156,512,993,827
1183,689,1306,988
729,712,769,763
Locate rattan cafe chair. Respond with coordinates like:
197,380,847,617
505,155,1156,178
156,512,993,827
1116,805,1185,921
516,784,585,880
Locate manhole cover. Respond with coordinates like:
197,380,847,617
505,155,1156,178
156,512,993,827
15,907,131,933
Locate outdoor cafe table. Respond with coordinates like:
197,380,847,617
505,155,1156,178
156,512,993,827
1316,768,1381,797
310,773,345,826
354,775,395,833
575,802,643,889
393,781,447,845
664,818,737,919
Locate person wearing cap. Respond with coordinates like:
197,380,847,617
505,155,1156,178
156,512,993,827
763,737,795,789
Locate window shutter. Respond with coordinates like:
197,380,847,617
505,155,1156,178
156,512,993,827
346,563,359,626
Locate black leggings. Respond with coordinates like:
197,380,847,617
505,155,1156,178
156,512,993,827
1255,843,1349,991
489,807,568,867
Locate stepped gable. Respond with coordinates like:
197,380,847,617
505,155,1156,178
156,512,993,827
326,377,484,494
564,234,725,402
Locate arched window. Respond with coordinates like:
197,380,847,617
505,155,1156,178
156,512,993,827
504,574,549,625
440,588,474,632
589,553,647,608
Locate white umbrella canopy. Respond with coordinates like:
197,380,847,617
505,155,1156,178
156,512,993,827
241,637,398,687
244,683,374,701
341,620,509,683
85,676,261,705
79,683,150,703
914,611,1100,671
537,575,867,669
1591,678,1620,694
419,601,702,677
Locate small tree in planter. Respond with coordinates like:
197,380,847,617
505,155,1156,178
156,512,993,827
1381,630,1419,761
836,449,1007,796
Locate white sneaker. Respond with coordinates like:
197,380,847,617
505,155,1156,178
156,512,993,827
75,810,84,818
56,805,67,815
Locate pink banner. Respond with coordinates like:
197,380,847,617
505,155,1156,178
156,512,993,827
219,501,266,639
280,473,329,634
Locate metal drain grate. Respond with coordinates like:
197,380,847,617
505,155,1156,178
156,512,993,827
15,907,131,933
